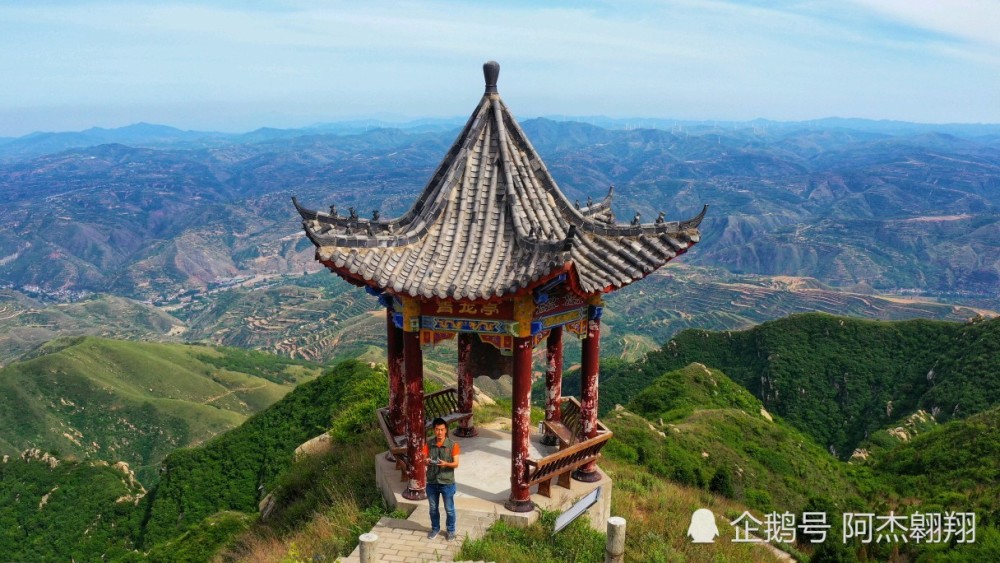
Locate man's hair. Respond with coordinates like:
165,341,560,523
432,417,447,428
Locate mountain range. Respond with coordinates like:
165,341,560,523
1,118,997,310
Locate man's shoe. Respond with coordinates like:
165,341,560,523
427,530,439,540
446,532,456,541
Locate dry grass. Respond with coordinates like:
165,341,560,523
216,433,396,562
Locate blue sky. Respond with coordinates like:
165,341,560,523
2,0,999,136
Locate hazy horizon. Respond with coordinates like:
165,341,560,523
4,1,1000,137
7,112,1000,141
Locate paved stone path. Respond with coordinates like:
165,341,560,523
339,508,498,562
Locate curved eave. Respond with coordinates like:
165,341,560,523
316,249,572,302
510,204,707,254
293,196,402,231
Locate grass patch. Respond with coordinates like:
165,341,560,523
474,397,545,428
602,456,786,562
458,510,604,563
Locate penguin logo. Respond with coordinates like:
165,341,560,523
687,508,720,543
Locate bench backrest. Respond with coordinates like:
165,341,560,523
560,397,583,440
375,407,407,454
424,388,460,423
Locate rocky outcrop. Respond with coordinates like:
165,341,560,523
294,432,333,461
20,448,59,469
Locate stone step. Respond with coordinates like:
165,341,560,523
341,507,500,562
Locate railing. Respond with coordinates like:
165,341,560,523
376,406,409,481
526,429,613,497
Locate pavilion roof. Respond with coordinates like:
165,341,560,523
294,61,705,301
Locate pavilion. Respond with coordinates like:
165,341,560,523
294,61,704,512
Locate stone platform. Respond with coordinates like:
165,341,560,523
374,427,612,531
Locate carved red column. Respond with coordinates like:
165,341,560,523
386,307,405,438
401,300,427,500
573,301,603,483
505,335,534,512
454,333,478,437
541,326,563,446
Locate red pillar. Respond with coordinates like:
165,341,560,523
541,326,563,446
454,333,478,437
401,329,427,500
573,310,602,483
386,309,405,437
505,335,534,512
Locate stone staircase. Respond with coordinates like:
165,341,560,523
339,507,499,562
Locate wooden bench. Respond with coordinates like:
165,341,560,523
542,396,610,450
423,387,474,430
376,406,409,481
375,387,474,480
526,429,613,497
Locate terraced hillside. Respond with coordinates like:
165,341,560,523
0,289,184,366
4,262,987,373
0,337,320,483
603,265,986,354
176,273,382,362
165,266,993,368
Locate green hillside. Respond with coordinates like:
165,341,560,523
871,406,1000,516
0,360,394,561
608,363,860,514
2,352,997,561
600,313,1000,457
0,336,319,483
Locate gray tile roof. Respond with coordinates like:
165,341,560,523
294,63,705,300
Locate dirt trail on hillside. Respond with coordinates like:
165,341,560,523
202,384,267,404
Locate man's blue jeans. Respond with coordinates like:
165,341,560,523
426,482,457,534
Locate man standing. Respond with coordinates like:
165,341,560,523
425,417,460,541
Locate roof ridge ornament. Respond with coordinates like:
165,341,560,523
483,60,499,95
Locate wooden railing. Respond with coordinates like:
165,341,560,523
423,388,472,428
376,406,409,481
530,396,612,497
526,428,612,497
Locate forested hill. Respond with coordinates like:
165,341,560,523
0,337,320,483
600,313,1000,457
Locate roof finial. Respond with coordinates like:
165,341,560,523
483,60,499,95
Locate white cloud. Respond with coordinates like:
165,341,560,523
849,0,1000,48
1,0,999,134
